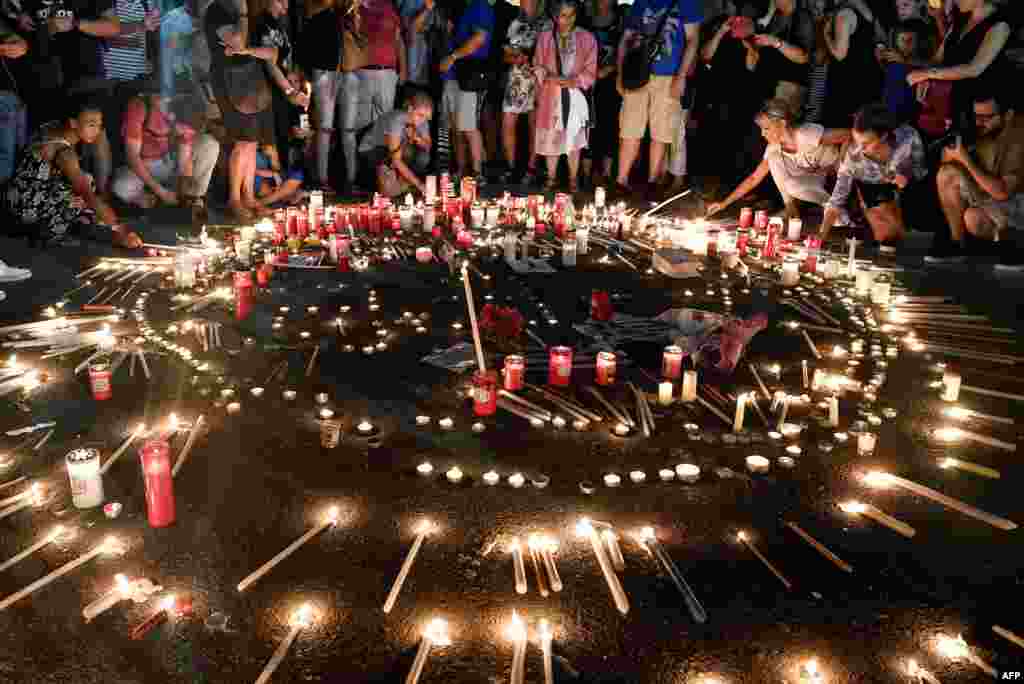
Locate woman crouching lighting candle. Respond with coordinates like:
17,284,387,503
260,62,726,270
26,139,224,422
406,618,451,684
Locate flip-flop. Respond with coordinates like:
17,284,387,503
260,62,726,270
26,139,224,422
0,262,31,283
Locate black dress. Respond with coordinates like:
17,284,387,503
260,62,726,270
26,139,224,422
823,2,883,128
942,8,1011,130
204,0,275,144
251,13,295,155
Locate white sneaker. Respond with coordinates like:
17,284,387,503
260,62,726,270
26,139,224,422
0,260,31,283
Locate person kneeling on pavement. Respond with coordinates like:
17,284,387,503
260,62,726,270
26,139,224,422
4,96,141,248
357,92,433,197
706,99,851,226
112,85,221,213
818,103,928,247
932,91,1024,267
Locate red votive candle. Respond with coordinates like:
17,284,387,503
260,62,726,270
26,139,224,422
473,370,498,416
662,345,683,379
548,346,573,387
89,362,112,400
595,351,616,385
139,439,175,527
504,355,524,390
739,207,753,229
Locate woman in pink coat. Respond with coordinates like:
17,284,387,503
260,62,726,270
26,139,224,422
532,0,597,194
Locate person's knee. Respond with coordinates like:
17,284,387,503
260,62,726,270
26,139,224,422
963,207,989,237
936,163,965,190
111,170,141,204
195,133,221,160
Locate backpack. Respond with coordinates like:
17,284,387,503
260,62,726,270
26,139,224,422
621,4,672,91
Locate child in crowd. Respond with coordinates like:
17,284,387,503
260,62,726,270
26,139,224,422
254,142,306,207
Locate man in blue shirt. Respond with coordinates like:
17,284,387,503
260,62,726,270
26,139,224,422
439,0,494,186
615,0,701,199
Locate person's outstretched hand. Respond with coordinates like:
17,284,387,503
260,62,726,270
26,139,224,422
705,201,725,217
113,227,143,249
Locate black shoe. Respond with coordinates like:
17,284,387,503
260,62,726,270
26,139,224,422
923,242,966,265
994,245,1024,274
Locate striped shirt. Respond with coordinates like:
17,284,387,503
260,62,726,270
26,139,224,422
102,0,151,81
804,63,828,124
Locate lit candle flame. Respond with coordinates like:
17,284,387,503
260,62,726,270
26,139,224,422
575,518,595,537
736,531,747,542
538,618,553,641
291,602,314,628
424,617,451,645
639,526,657,543
325,506,341,525
48,524,64,541
935,634,969,661
115,573,131,595
934,426,964,442
506,610,527,643
168,414,179,433
943,406,970,420
415,519,434,535
839,500,867,514
861,471,893,488
161,594,177,612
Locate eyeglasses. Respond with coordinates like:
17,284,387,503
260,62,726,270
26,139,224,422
974,112,1000,122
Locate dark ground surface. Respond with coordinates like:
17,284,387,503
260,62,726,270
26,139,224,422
1,197,1024,683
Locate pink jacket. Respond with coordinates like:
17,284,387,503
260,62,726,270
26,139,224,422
532,28,597,131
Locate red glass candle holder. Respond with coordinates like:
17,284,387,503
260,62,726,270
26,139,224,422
662,345,683,379
138,439,175,527
503,355,524,391
595,351,616,385
548,346,573,387
472,370,497,416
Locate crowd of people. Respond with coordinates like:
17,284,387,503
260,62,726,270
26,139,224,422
0,0,1019,264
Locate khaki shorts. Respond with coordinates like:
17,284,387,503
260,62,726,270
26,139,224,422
620,75,679,144
949,163,1024,235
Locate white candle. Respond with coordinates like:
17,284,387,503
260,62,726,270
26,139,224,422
254,604,315,684
681,371,697,402
172,415,205,478
840,501,915,538
943,405,1014,425
507,610,527,684
801,329,822,359
638,527,707,623
539,537,563,592
604,473,622,488
539,619,555,684
941,371,962,401
934,426,1016,452
857,432,877,456
629,470,646,484
783,521,854,574
939,457,1000,479
787,217,802,241
659,468,676,481
446,467,464,483
237,507,341,592
746,455,770,474
737,531,791,590
0,483,44,521
802,360,809,389
577,519,629,614
82,573,131,622
508,472,526,488
658,381,673,406
0,537,127,611
781,260,800,287
406,618,451,684
733,393,747,433
416,462,434,476
510,538,528,595
863,471,1017,531
383,520,434,613
675,464,700,483
100,424,146,475
483,470,500,485
827,397,839,427
602,529,625,572
0,525,64,574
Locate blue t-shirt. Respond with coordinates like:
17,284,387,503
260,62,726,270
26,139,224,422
883,63,917,122
443,0,496,81
626,0,702,77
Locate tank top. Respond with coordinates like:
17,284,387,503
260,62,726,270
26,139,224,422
943,8,1010,124
824,2,882,128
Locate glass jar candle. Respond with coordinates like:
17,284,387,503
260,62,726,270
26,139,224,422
89,362,113,401
857,431,877,456
138,440,175,527
595,351,616,386
739,207,753,229
473,370,498,417
66,448,103,509
662,346,683,379
548,346,573,387
504,355,525,391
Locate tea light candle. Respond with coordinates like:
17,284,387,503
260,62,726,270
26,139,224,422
676,464,700,483
941,371,961,401
319,409,334,420
572,419,587,431
834,431,849,443
483,470,500,485
250,387,264,398
857,432,877,456
416,462,434,476
439,417,454,430
613,423,630,436
603,473,622,488
778,456,796,468
658,382,673,406
283,390,297,401
226,402,241,414
356,420,376,435
785,445,802,456
315,392,329,404
552,416,566,429
746,455,770,474
508,472,526,488
445,466,463,483
629,470,646,484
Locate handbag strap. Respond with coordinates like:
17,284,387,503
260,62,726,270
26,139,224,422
552,27,564,77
